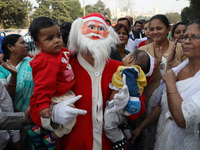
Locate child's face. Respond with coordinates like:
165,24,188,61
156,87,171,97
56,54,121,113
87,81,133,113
122,52,135,66
35,25,63,54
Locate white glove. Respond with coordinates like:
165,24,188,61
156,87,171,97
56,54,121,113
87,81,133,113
107,85,129,113
51,95,87,125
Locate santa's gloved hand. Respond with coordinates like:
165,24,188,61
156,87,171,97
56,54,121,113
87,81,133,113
107,85,129,113
51,95,87,125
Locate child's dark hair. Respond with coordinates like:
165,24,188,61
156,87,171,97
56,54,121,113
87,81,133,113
132,50,150,74
29,17,57,42
60,22,72,45
1,34,21,61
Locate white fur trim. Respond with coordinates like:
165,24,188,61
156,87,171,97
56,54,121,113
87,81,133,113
145,51,155,77
83,16,109,29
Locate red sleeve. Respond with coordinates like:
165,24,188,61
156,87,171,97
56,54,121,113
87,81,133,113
30,56,60,112
138,40,146,48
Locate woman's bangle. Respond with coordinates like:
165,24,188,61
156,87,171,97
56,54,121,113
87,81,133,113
167,90,178,96
7,83,17,86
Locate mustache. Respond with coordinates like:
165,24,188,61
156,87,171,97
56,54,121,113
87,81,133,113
85,33,105,40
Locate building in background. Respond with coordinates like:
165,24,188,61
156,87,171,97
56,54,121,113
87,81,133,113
104,0,134,19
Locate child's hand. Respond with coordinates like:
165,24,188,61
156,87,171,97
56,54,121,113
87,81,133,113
24,107,33,124
39,108,52,118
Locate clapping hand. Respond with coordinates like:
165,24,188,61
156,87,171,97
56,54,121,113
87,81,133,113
167,38,178,63
154,38,162,62
0,59,17,75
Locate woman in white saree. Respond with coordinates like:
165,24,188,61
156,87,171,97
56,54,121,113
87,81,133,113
131,19,200,150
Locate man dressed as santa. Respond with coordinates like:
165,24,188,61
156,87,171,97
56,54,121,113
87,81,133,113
56,13,126,150
30,13,154,150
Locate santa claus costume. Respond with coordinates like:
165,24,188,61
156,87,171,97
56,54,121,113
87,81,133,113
30,13,155,150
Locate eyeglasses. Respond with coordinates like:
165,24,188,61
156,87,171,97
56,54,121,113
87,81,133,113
180,35,200,41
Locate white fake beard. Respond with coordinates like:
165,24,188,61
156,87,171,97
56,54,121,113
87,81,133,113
77,32,115,69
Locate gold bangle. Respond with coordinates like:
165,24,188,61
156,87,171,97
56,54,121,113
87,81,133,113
7,83,17,86
167,90,178,96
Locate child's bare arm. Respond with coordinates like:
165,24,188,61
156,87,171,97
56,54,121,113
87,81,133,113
109,90,119,101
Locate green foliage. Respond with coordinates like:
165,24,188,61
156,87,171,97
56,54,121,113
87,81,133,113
181,0,200,21
134,16,151,21
32,1,52,19
32,0,83,24
85,0,111,19
0,0,31,29
0,0,110,28
85,5,94,15
51,1,72,25
67,0,83,20
165,12,181,23
181,7,193,22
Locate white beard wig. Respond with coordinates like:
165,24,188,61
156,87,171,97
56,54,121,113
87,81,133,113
68,18,119,69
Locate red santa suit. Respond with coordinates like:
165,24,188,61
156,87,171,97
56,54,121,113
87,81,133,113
29,11,156,149
56,52,155,149
56,54,121,149
29,50,155,150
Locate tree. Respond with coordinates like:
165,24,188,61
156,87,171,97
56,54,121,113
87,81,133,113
165,12,181,24
85,0,111,19
67,0,83,20
32,0,83,24
32,1,52,19
104,8,111,19
0,0,31,28
93,0,105,14
85,5,94,15
181,7,193,22
51,1,72,25
181,0,200,21
190,0,200,19
134,16,151,22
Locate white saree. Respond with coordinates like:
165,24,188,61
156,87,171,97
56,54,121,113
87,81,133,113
155,59,200,150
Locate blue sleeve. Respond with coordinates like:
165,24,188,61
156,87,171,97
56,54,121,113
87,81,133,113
122,68,140,98
122,68,141,114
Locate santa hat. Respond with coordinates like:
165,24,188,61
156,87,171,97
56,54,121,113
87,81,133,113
82,13,110,29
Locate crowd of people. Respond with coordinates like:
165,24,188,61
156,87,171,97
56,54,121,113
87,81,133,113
0,11,200,150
